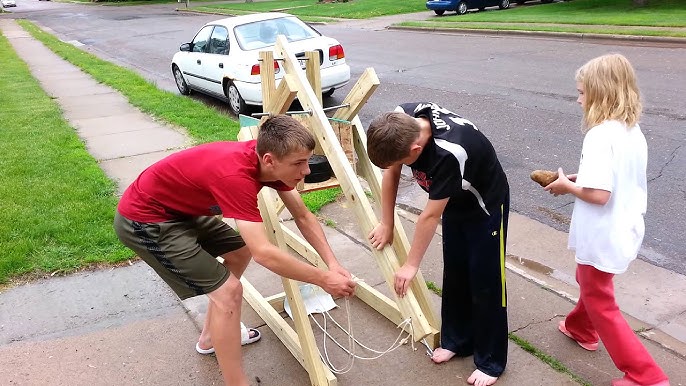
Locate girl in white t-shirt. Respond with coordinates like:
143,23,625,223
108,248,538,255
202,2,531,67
544,54,669,386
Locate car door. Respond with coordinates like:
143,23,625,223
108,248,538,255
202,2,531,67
201,25,230,97
179,25,213,91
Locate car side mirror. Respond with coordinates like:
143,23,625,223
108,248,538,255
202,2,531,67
179,43,191,52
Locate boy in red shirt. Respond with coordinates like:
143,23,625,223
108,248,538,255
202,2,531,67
114,115,355,386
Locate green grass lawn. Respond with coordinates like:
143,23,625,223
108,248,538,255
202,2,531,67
0,33,131,286
194,0,426,19
410,0,686,34
0,21,341,285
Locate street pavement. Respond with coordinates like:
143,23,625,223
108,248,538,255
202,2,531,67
1,13,686,386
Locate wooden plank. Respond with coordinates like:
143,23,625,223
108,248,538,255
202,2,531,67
258,187,335,386
332,68,380,121
259,51,276,109
351,117,441,346
238,126,336,386
273,36,432,340
240,277,303,363
299,177,340,194
281,226,405,328
305,50,322,107
265,291,286,313
263,74,298,121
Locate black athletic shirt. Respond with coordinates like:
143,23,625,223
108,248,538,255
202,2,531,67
399,102,509,219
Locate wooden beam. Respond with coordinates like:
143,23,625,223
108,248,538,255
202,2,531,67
332,68,380,121
259,51,276,109
305,50,322,106
238,126,336,385
351,117,441,347
262,74,298,121
273,35,433,340
281,226,405,328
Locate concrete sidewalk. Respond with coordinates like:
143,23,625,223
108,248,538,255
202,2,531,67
1,17,686,386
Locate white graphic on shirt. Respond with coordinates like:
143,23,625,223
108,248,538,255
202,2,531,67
449,116,478,131
434,138,490,216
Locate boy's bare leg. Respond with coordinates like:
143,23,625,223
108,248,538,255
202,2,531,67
431,347,456,363
467,369,498,386
221,246,252,278
207,275,247,386
198,246,253,350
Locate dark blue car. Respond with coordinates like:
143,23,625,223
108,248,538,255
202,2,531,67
426,0,510,15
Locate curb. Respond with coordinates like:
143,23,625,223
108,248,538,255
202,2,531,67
389,25,686,47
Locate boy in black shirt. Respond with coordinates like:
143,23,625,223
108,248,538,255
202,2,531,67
366,102,509,386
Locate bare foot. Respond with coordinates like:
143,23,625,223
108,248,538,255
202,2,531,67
431,347,456,363
467,369,498,386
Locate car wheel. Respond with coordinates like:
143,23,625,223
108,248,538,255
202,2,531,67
456,2,468,15
172,65,191,96
322,88,335,98
499,0,510,8
433,10,445,16
226,82,248,116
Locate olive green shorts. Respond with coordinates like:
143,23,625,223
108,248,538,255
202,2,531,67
114,211,246,300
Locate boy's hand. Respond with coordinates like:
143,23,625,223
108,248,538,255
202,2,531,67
321,271,356,298
394,263,419,298
369,222,394,250
327,261,352,279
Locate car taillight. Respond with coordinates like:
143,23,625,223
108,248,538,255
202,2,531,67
251,60,280,76
329,45,345,61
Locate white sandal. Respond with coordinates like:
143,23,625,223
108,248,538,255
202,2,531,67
195,322,261,354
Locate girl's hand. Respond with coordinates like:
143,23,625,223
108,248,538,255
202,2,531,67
545,168,574,196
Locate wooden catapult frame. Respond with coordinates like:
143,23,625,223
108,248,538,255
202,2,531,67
237,36,440,386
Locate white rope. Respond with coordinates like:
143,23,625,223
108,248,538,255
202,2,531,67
308,296,417,374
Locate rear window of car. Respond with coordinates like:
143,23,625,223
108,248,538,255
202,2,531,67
234,17,320,51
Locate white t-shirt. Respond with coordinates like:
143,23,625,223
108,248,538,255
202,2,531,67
568,120,648,274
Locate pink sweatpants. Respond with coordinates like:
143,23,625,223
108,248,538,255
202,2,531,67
564,264,668,385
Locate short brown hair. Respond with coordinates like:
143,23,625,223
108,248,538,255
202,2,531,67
366,112,420,168
256,115,316,159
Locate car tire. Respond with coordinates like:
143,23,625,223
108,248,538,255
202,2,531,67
226,82,248,116
499,0,510,9
433,10,445,16
456,2,468,15
322,88,335,98
172,65,191,96
305,155,332,184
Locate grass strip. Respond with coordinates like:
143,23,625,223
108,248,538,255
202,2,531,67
425,280,589,384
302,188,342,214
508,333,592,386
419,0,686,28
2,21,340,284
400,21,686,38
18,20,240,144
193,0,426,19
0,32,130,285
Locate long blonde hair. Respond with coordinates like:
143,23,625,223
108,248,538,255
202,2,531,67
575,53,642,133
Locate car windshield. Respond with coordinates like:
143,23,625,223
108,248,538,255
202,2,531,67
234,17,320,51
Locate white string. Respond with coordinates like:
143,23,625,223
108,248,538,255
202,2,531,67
308,296,417,374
